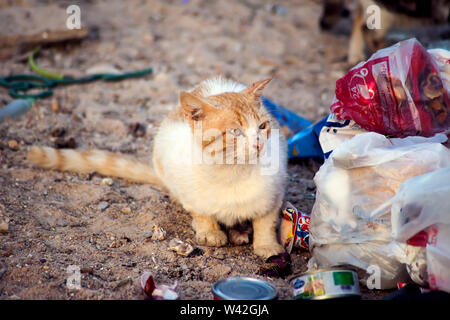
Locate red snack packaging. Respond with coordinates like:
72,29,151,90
331,38,450,137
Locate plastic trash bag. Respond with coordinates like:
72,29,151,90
387,167,450,292
318,111,367,159
331,38,450,138
263,96,327,159
309,132,450,289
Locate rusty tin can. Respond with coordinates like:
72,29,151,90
289,267,361,300
212,276,278,300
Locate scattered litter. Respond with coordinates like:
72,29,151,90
101,178,114,186
168,238,194,257
263,96,327,159
0,99,33,123
289,267,361,300
309,132,450,289
141,272,178,300
405,244,428,287
280,202,311,253
331,38,450,138
258,252,292,278
212,276,278,300
151,225,166,241
382,282,450,300
388,167,450,293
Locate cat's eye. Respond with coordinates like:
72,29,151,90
259,122,268,130
229,128,243,136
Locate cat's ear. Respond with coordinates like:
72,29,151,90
241,78,272,102
180,91,217,121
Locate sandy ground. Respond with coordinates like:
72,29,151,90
0,0,392,299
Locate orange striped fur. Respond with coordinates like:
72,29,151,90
28,146,163,187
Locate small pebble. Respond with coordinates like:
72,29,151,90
51,98,59,112
110,240,124,248
121,207,131,214
101,178,114,186
98,201,110,212
130,122,146,137
0,222,8,234
143,231,153,240
8,140,19,151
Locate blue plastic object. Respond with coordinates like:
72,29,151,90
0,99,34,123
262,96,327,159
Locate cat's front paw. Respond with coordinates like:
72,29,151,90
253,243,285,259
195,230,228,247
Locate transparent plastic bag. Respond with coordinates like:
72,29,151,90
387,167,450,292
309,132,450,289
331,38,450,138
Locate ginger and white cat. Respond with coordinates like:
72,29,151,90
28,76,287,258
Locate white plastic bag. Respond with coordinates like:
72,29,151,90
318,111,367,158
309,132,450,289
390,167,450,241
387,167,450,292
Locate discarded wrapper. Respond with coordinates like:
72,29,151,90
331,38,450,138
168,238,194,257
141,272,178,300
280,202,311,253
151,225,166,241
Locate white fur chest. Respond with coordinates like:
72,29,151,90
182,165,283,226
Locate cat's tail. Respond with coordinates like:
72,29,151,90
28,146,163,187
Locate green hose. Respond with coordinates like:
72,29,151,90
28,47,64,80
0,47,153,99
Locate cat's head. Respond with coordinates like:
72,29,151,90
180,78,275,165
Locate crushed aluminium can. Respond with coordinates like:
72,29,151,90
289,267,361,300
280,202,311,253
212,276,278,300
